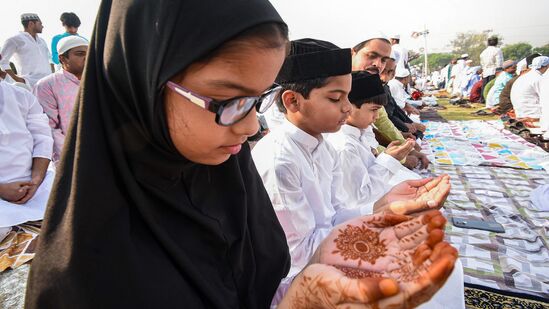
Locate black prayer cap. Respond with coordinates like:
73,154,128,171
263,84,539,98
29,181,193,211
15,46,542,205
276,38,351,83
348,71,386,105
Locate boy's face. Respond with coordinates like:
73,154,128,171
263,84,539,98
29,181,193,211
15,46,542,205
350,103,382,128
294,74,352,136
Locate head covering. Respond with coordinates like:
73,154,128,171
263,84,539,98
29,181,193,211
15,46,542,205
460,53,469,59
354,30,391,50
465,59,473,64
276,38,351,83
21,13,40,22
25,1,290,308
516,58,527,74
57,35,89,55
390,49,399,62
391,34,401,40
395,67,410,78
502,60,517,69
530,56,549,70
348,71,385,105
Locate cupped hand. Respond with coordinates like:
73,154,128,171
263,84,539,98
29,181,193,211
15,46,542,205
374,175,451,215
0,181,32,202
384,139,415,162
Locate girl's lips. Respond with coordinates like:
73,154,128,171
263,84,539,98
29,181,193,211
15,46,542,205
221,144,242,155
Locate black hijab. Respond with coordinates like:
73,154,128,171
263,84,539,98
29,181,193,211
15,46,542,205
25,0,290,308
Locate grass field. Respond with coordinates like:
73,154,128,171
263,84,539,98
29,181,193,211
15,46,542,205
434,98,501,121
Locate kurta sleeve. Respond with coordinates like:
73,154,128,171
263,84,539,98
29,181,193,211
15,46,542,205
25,93,53,159
0,38,17,71
33,80,64,161
374,107,406,142
329,146,363,225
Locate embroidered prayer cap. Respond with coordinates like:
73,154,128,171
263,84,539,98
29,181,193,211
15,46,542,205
502,60,517,69
21,13,40,22
395,66,410,78
348,71,385,105
57,35,89,55
530,56,549,69
276,38,351,83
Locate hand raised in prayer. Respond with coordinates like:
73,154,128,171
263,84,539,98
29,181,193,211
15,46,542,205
402,155,419,170
288,211,456,308
413,123,426,132
404,123,417,134
278,263,400,309
0,181,32,203
373,175,451,215
384,139,415,162
404,104,420,116
410,150,431,170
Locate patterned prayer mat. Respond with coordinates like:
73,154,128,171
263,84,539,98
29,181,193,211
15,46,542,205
0,221,41,272
465,283,549,309
421,120,549,170
422,164,549,299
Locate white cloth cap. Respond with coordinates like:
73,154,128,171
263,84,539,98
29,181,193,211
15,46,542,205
358,30,390,45
57,36,89,55
395,67,410,78
460,53,469,59
391,34,400,39
516,58,527,74
530,56,549,70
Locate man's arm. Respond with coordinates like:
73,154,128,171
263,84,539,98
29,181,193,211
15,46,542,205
0,38,26,83
33,81,65,161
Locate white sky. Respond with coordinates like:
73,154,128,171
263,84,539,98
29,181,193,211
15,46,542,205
1,0,548,55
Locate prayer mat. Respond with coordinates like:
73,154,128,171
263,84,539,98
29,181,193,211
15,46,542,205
0,221,41,272
421,165,549,299
421,120,549,170
465,283,549,309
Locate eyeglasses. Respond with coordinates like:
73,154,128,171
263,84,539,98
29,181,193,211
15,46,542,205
166,81,282,126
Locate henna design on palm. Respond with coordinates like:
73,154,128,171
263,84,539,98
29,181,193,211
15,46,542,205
332,224,388,266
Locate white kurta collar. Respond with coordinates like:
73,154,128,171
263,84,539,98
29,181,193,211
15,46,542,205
281,119,321,152
340,124,361,139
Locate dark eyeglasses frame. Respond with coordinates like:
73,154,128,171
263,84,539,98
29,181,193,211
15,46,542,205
165,81,281,126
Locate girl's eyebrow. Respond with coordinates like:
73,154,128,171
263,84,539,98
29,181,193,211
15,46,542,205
208,79,267,95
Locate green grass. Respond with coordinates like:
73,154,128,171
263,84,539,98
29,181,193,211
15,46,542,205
435,98,500,121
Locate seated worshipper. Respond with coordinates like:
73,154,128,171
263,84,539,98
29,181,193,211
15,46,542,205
389,67,423,108
469,79,483,103
24,2,458,309
482,68,501,103
252,38,460,308
350,32,429,169
381,52,424,139
326,72,426,208
462,66,482,98
34,35,89,163
510,56,549,122
0,77,54,230
485,60,517,108
0,14,53,87
539,73,549,139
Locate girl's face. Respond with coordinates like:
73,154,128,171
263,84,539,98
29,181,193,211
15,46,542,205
164,43,286,165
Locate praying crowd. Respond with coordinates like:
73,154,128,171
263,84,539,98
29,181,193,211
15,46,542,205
0,1,546,308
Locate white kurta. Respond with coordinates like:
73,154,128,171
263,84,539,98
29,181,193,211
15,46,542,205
252,120,365,280
538,77,549,137
327,124,420,210
388,79,422,108
480,46,503,78
510,70,544,118
0,32,52,87
0,80,54,228
392,43,408,69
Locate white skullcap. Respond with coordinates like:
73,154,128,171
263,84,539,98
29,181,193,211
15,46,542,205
530,56,549,70
460,53,469,59
57,35,89,55
465,59,473,64
395,67,410,78
516,58,527,74
21,13,40,22
391,34,401,39
357,30,390,46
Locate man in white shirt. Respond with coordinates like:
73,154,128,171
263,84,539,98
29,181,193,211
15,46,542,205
388,67,423,108
479,36,503,103
0,72,54,229
0,13,53,88
389,34,408,69
510,56,549,120
537,72,549,139
450,54,468,97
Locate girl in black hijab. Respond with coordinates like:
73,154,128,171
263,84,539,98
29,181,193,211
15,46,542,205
25,0,291,308
25,0,457,307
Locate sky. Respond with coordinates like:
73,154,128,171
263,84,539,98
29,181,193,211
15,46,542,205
1,0,548,55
